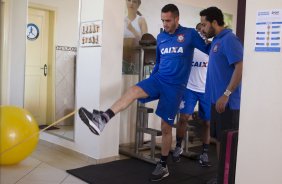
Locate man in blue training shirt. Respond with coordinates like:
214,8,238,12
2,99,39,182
200,7,243,184
78,4,208,181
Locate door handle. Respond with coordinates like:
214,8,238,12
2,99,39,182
40,64,48,76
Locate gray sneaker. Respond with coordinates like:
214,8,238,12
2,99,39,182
199,152,211,167
172,146,183,162
150,162,169,181
78,107,106,135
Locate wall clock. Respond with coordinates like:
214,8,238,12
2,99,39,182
27,23,39,41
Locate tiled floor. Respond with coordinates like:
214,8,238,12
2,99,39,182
0,140,91,184
46,125,74,141
1,137,127,184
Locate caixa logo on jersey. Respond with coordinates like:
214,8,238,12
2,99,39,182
271,11,280,16
161,47,184,54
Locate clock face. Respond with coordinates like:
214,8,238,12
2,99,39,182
27,23,39,41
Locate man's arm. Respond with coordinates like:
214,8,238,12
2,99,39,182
215,61,243,113
226,61,243,92
192,29,210,55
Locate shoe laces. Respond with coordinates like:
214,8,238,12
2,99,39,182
152,163,167,175
92,111,106,130
200,152,209,162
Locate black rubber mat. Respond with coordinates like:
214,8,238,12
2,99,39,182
67,146,217,184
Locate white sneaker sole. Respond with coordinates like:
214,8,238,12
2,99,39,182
151,172,169,182
80,109,101,135
89,119,101,135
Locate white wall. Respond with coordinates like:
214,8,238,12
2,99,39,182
8,0,28,106
29,0,80,47
140,0,237,38
175,0,238,27
236,0,282,183
99,0,124,158
73,0,104,158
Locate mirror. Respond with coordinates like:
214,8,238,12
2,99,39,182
25,0,80,141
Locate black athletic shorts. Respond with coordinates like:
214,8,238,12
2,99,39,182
210,104,240,142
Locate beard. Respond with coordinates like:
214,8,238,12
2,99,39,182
164,24,177,34
206,26,216,39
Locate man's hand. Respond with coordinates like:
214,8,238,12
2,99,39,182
215,95,229,113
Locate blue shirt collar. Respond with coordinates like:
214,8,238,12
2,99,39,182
215,28,232,39
164,24,183,35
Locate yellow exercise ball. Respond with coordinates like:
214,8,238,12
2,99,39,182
0,106,39,165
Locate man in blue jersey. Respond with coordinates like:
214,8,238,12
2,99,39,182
78,4,208,181
200,7,243,184
172,23,211,167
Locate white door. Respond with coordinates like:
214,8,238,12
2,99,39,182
24,8,49,125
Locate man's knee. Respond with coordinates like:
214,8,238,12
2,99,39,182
202,120,210,128
179,114,191,124
129,85,142,94
161,121,172,135
128,86,147,98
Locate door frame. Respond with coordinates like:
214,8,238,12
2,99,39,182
27,3,56,124
0,0,11,105
236,0,246,45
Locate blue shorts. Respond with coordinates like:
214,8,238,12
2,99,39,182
179,88,210,121
136,76,185,125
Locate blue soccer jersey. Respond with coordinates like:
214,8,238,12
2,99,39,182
206,29,243,109
151,25,209,86
137,25,209,124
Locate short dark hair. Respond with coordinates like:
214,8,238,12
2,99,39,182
196,23,202,30
200,7,224,26
161,4,179,17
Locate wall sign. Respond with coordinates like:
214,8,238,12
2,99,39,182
255,9,282,52
80,20,103,47
27,23,39,41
